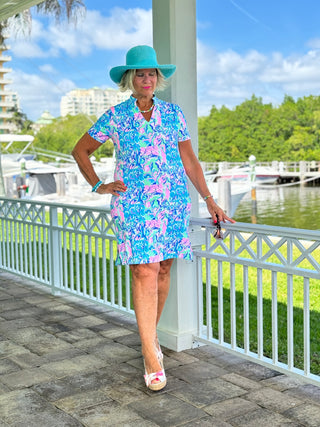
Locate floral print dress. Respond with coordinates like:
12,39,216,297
88,95,193,265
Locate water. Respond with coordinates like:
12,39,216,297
233,184,320,230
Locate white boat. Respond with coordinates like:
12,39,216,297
218,164,280,185
199,178,250,218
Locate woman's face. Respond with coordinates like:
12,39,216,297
133,68,157,97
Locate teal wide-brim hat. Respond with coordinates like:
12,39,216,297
109,45,176,84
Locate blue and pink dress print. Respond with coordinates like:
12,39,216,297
87,95,193,265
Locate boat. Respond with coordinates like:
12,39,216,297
199,179,250,218
218,164,280,185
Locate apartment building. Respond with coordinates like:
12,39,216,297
0,38,19,133
60,87,131,118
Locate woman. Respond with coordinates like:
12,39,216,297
72,45,234,391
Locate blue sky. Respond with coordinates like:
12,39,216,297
7,0,320,120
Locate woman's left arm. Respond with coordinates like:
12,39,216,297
178,139,235,223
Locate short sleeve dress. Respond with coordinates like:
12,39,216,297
88,95,193,265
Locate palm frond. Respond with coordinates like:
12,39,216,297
36,0,85,24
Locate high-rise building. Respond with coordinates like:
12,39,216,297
60,87,131,118
0,38,19,134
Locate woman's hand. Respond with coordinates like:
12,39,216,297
96,180,127,196
206,198,236,224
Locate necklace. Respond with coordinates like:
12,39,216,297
139,104,154,114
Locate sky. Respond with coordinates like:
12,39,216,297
6,0,320,120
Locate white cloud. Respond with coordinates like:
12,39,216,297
11,70,76,120
197,40,320,116
10,7,153,58
38,64,57,74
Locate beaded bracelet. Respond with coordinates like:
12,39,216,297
92,180,103,192
203,194,213,201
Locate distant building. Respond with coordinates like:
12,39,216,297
60,87,131,118
32,110,55,133
0,37,20,134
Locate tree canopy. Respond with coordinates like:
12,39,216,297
198,94,320,162
33,114,114,160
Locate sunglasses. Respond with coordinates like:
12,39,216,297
213,214,224,240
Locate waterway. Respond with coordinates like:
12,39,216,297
233,184,320,230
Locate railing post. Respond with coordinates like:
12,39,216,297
157,227,205,351
49,205,62,295
153,0,200,351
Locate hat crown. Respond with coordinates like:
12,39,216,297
126,45,158,68
109,45,176,84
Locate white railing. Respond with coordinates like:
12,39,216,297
0,198,319,385
0,198,133,316
191,217,320,386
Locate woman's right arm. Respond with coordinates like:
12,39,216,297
72,133,127,196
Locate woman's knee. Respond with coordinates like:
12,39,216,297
130,262,160,280
159,258,174,276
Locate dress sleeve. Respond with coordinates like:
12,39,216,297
177,106,191,142
87,109,115,144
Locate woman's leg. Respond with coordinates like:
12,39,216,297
130,262,162,376
156,258,174,325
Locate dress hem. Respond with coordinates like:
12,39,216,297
115,252,193,266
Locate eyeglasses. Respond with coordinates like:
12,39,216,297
213,214,224,240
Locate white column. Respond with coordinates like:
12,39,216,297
153,0,203,351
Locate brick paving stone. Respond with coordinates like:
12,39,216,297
8,351,43,369
90,341,141,363
73,400,146,426
284,384,320,405
0,299,28,313
33,367,123,401
261,374,305,391
0,317,44,333
0,341,28,357
39,322,73,334
0,358,21,375
164,350,199,365
0,383,10,395
0,367,53,389
232,361,283,381
245,387,303,412
89,321,130,334
72,336,109,351
283,403,320,426
0,389,82,426
56,327,102,343
40,354,108,379
114,331,142,348
229,407,302,426
128,394,207,427
0,307,45,320
221,373,262,390
181,417,233,426
71,314,108,328
204,396,259,420
171,377,247,408
54,389,113,413
39,346,87,363
106,382,148,404
169,360,228,383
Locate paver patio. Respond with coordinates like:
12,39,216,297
0,271,320,426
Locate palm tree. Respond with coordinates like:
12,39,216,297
0,0,86,44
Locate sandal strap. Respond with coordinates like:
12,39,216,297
144,369,166,387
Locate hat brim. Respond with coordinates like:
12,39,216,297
109,64,176,84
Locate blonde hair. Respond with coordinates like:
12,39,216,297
118,69,167,93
